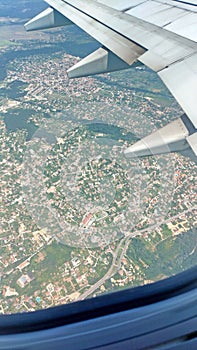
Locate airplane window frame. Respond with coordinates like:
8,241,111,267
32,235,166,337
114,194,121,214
0,2,196,340
0,265,197,335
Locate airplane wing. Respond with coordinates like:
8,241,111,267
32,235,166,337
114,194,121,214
25,0,197,158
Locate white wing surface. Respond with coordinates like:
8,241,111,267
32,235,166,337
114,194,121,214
25,0,197,157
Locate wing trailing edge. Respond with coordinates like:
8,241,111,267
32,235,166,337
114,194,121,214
25,0,197,158
158,53,197,129
45,0,145,65
187,133,197,156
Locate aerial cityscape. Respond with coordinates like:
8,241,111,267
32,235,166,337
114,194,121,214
0,0,196,314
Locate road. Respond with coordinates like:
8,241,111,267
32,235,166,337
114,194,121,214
78,206,197,300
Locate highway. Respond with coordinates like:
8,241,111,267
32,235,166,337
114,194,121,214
78,206,197,300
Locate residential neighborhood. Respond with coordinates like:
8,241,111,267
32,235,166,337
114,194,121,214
0,19,196,314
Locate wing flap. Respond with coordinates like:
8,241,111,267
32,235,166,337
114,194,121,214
158,53,197,129
45,0,145,65
45,0,196,70
126,2,186,27
96,0,146,11
187,133,197,156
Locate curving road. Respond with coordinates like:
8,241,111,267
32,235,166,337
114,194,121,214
78,206,197,300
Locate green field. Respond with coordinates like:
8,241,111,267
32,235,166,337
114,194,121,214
0,40,21,48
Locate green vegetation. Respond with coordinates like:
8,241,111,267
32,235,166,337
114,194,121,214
127,237,155,267
162,224,172,237
41,242,72,272
0,21,196,314
127,229,197,282
4,108,38,140
0,40,20,48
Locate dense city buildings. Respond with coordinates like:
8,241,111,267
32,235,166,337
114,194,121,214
0,7,196,314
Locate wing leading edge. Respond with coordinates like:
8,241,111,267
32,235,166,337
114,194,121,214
25,0,197,158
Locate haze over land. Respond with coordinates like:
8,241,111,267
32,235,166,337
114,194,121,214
0,0,196,314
